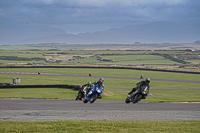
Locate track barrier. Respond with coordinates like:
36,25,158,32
0,84,80,90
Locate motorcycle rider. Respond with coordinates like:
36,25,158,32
86,77,104,101
76,81,92,100
128,77,150,98
82,81,92,94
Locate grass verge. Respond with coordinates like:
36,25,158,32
0,120,200,133
1,88,200,102
1,68,200,81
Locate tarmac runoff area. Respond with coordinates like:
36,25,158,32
0,72,200,121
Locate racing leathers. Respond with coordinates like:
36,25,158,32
86,81,104,101
81,83,92,94
76,82,92,100
128,81,150,98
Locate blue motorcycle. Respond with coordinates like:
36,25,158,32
83,85,103,103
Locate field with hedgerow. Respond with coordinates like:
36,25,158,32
0,44,200,133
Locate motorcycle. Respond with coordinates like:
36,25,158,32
83,85,103,103
75,86,91,101
125,85,149,104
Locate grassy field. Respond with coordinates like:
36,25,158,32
95,59,181,65
0,120,200,133
1,49,200,67
1,68,200,81
65,54,182,65
101,55,165,61
1,87,200,102
0,48,200,132
187,60,200,63
0,68,200,102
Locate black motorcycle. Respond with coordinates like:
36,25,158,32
125,85,149,104
75,86,91,101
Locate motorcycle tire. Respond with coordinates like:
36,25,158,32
83,99,88,103
75,96,78,100
125,97,130,103
132,94,142,103
80,90,85,100
90,94,98,103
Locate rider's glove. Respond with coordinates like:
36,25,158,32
97,89,101,93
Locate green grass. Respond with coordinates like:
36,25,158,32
1,68,200,81
1,72,200,102
2,49,200,66
1,67,200,104
94,50,186,55
0,60,47,64
1,47,200,133
64,54,176,65
146,90,200,102
59,54,184,65
0,72,200,89
1,88,200,102
65,56,101,63
0,60,199,132
186,60,200,63
1,67,200,102
96,59,180,65
102,55,165,61
0,52,44,58
0,88,77,99
0,50,59,54
0,120,200,133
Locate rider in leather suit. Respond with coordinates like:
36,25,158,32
87,77,104,100
128,77,150,97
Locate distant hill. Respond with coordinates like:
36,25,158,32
0,21,199,45
0,24,67,45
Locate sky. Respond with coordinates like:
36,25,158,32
0,0,200,34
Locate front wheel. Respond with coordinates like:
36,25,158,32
83,99,88,103
90,94,98,103
132,94,142,103
76,90,83,100
125,97,131,103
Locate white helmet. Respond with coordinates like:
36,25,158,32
99,77,104,83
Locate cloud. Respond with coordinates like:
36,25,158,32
0,0,199,33
18,0,188,6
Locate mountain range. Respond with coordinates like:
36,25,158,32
0,21,199,45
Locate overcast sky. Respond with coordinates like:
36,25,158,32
0,0,199,34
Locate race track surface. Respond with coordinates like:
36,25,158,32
0,99,200,121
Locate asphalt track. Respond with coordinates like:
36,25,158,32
0,99,200,121
0,72,200,121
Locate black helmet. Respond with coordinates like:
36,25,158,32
144,77,150,83
99,77,104,83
